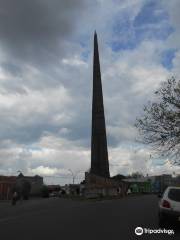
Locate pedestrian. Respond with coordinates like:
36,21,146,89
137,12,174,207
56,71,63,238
12,191,18,206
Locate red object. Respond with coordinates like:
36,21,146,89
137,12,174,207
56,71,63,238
0,176,16,200
162,200,171,208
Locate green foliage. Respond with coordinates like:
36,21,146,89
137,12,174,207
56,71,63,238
128,172,144,179
22,180,31,200
41,185,49,198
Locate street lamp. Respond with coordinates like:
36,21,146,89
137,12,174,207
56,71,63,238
68,169,84,184
74,170,84,183
68,169,75,184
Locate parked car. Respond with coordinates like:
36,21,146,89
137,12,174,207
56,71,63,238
158,186,180,226
49,192,58,197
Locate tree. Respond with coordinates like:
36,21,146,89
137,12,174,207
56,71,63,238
128,172,144,179
41,185,49,198
111,174,127,181
14,178,31,200
135,77,180,165
21,180,31,200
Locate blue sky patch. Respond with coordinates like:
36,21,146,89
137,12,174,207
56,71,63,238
110,0,174,52
134,0,167,26
161,49,176,70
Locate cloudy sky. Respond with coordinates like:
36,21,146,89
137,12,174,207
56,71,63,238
0,0,180,184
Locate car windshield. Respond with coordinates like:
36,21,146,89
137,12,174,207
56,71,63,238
168,188,180,202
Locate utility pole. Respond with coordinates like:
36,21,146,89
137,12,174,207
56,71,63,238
68,169,84,184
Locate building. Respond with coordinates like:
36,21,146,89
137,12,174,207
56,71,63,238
85,173,127,198
122,178,152,193
63,184,84,196
150,174,180,193
16,173,43,195
47,185,61,194
0,176,16,200
171,175,180,187
0,173,43,200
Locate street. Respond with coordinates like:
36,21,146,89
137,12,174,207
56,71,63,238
0,195,179,240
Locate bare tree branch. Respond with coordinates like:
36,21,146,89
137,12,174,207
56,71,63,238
135,77,180,165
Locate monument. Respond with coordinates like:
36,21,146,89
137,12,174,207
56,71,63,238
83,32,128,198
90,31,110,178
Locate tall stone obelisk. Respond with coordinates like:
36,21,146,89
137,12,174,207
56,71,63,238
90,32,110,178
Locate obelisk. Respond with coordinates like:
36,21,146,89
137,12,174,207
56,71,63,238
90,32,110,178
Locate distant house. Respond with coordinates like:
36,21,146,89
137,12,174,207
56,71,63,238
84,172,128,198
128,174,180,194
0,173,43,200
16,173,43,195
64,184,84,196
0,176,16,200
122,178,152,193
47,185,61,193
150,174,180,193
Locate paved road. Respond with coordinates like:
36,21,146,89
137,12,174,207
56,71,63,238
0,195,179,240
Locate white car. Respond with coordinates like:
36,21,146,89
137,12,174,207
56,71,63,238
159,186,180,225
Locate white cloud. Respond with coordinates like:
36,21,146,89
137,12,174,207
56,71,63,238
30,166,58,176
109,145,180,177
0,0,180,181
62,56,88,67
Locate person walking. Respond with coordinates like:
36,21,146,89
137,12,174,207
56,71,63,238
12,191,18,206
